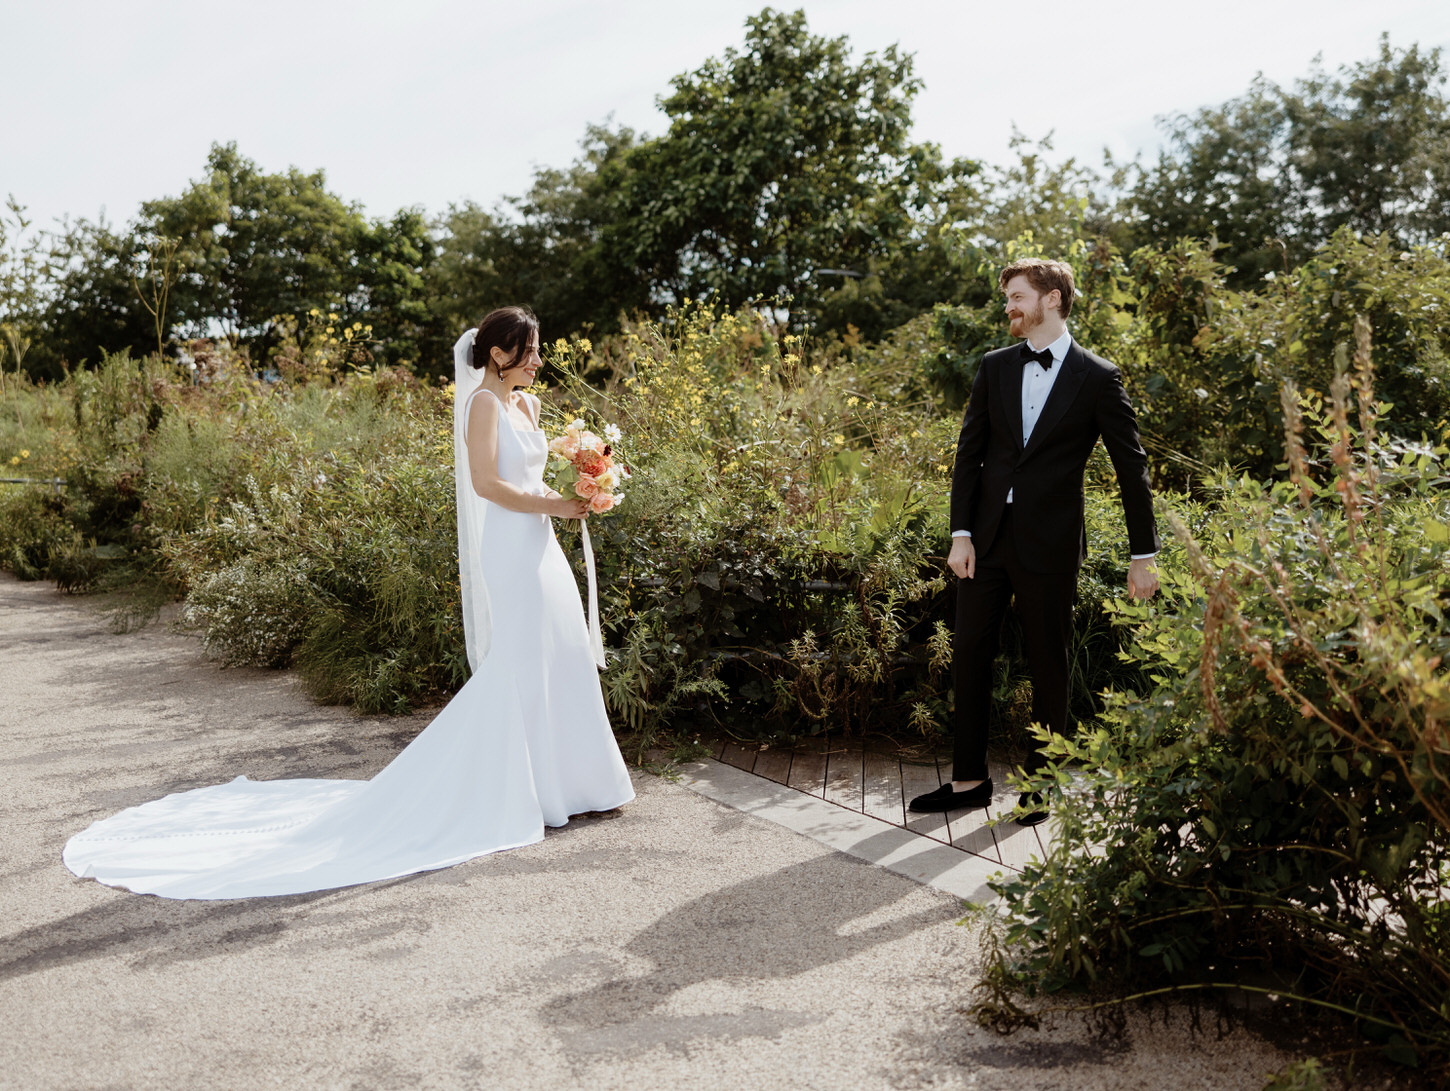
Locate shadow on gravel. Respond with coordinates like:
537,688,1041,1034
539,853,953,1058
0,876,427,982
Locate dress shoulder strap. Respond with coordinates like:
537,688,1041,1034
518,392,542,429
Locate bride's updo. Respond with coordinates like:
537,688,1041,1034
473,306,539,375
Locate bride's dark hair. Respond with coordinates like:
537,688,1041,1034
472,306,539,374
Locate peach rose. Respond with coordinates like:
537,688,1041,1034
589,491,617,513
574,474,600,499
549,434,580,458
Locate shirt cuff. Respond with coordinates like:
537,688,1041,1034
952,530,972,538
1130,552,1157,560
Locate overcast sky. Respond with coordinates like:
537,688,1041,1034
5,0,1447,232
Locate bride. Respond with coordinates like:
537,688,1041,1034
62,306,636,899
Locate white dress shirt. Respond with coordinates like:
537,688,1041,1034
952,329,1155,559
1011,327,1072,500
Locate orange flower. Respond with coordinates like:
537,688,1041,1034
589,491,617,513
574,449,610,477
574,474,600,499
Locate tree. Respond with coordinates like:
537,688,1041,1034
28,217,154,379
426,123,643,358
605,8,974,330
1117,78,1302,284
1288,37,1450,244
138,142,439,368
142,142,371,347
354,207,435,368
1117,38,1450,286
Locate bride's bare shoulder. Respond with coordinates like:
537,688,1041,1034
468,386,501,411
465,387,502,434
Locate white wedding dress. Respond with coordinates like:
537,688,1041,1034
62,337,635,900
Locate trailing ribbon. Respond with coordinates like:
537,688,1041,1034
581,518,606,670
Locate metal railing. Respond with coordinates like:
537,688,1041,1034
0,476,66,493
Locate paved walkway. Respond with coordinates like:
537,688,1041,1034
0,574,1297,1090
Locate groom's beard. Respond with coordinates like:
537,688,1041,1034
1008,301,1047,340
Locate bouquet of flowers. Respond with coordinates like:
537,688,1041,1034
548,418,629,514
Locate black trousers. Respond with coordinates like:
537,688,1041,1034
952,507,1078,782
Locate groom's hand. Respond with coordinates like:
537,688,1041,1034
948,536,976,580
1127,557,1159,599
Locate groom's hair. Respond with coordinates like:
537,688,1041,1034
998,259,1076,318
473,306,539,374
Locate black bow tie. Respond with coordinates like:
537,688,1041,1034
1021,345,1054,371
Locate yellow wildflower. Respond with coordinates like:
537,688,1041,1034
7,456,17,466
325,327,335,335
578,338,592,354
834,434,846,446
19,449,29,458
846,396,859,407
811,365,824,376
309,308,320,317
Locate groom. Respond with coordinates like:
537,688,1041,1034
910,258,1160,825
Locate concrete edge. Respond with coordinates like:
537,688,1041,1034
673,758,1011,904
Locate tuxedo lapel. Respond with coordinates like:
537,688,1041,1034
1020,340,1088,461
996,354,1025,450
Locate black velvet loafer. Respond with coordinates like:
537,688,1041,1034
1016,791,1048,826
908,778,993,813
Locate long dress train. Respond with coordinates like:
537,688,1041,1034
61,387,635,900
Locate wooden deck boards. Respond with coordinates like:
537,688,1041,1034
822,747,863,811
703,742,1055,872
860,752,904,826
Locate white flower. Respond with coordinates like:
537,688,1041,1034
569,418,586,431
604,423,622,445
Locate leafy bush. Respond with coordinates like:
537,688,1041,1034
974,319,1450,1080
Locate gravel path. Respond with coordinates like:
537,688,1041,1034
0,573,1298,1090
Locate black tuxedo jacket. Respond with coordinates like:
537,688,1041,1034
950,337,1158,573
